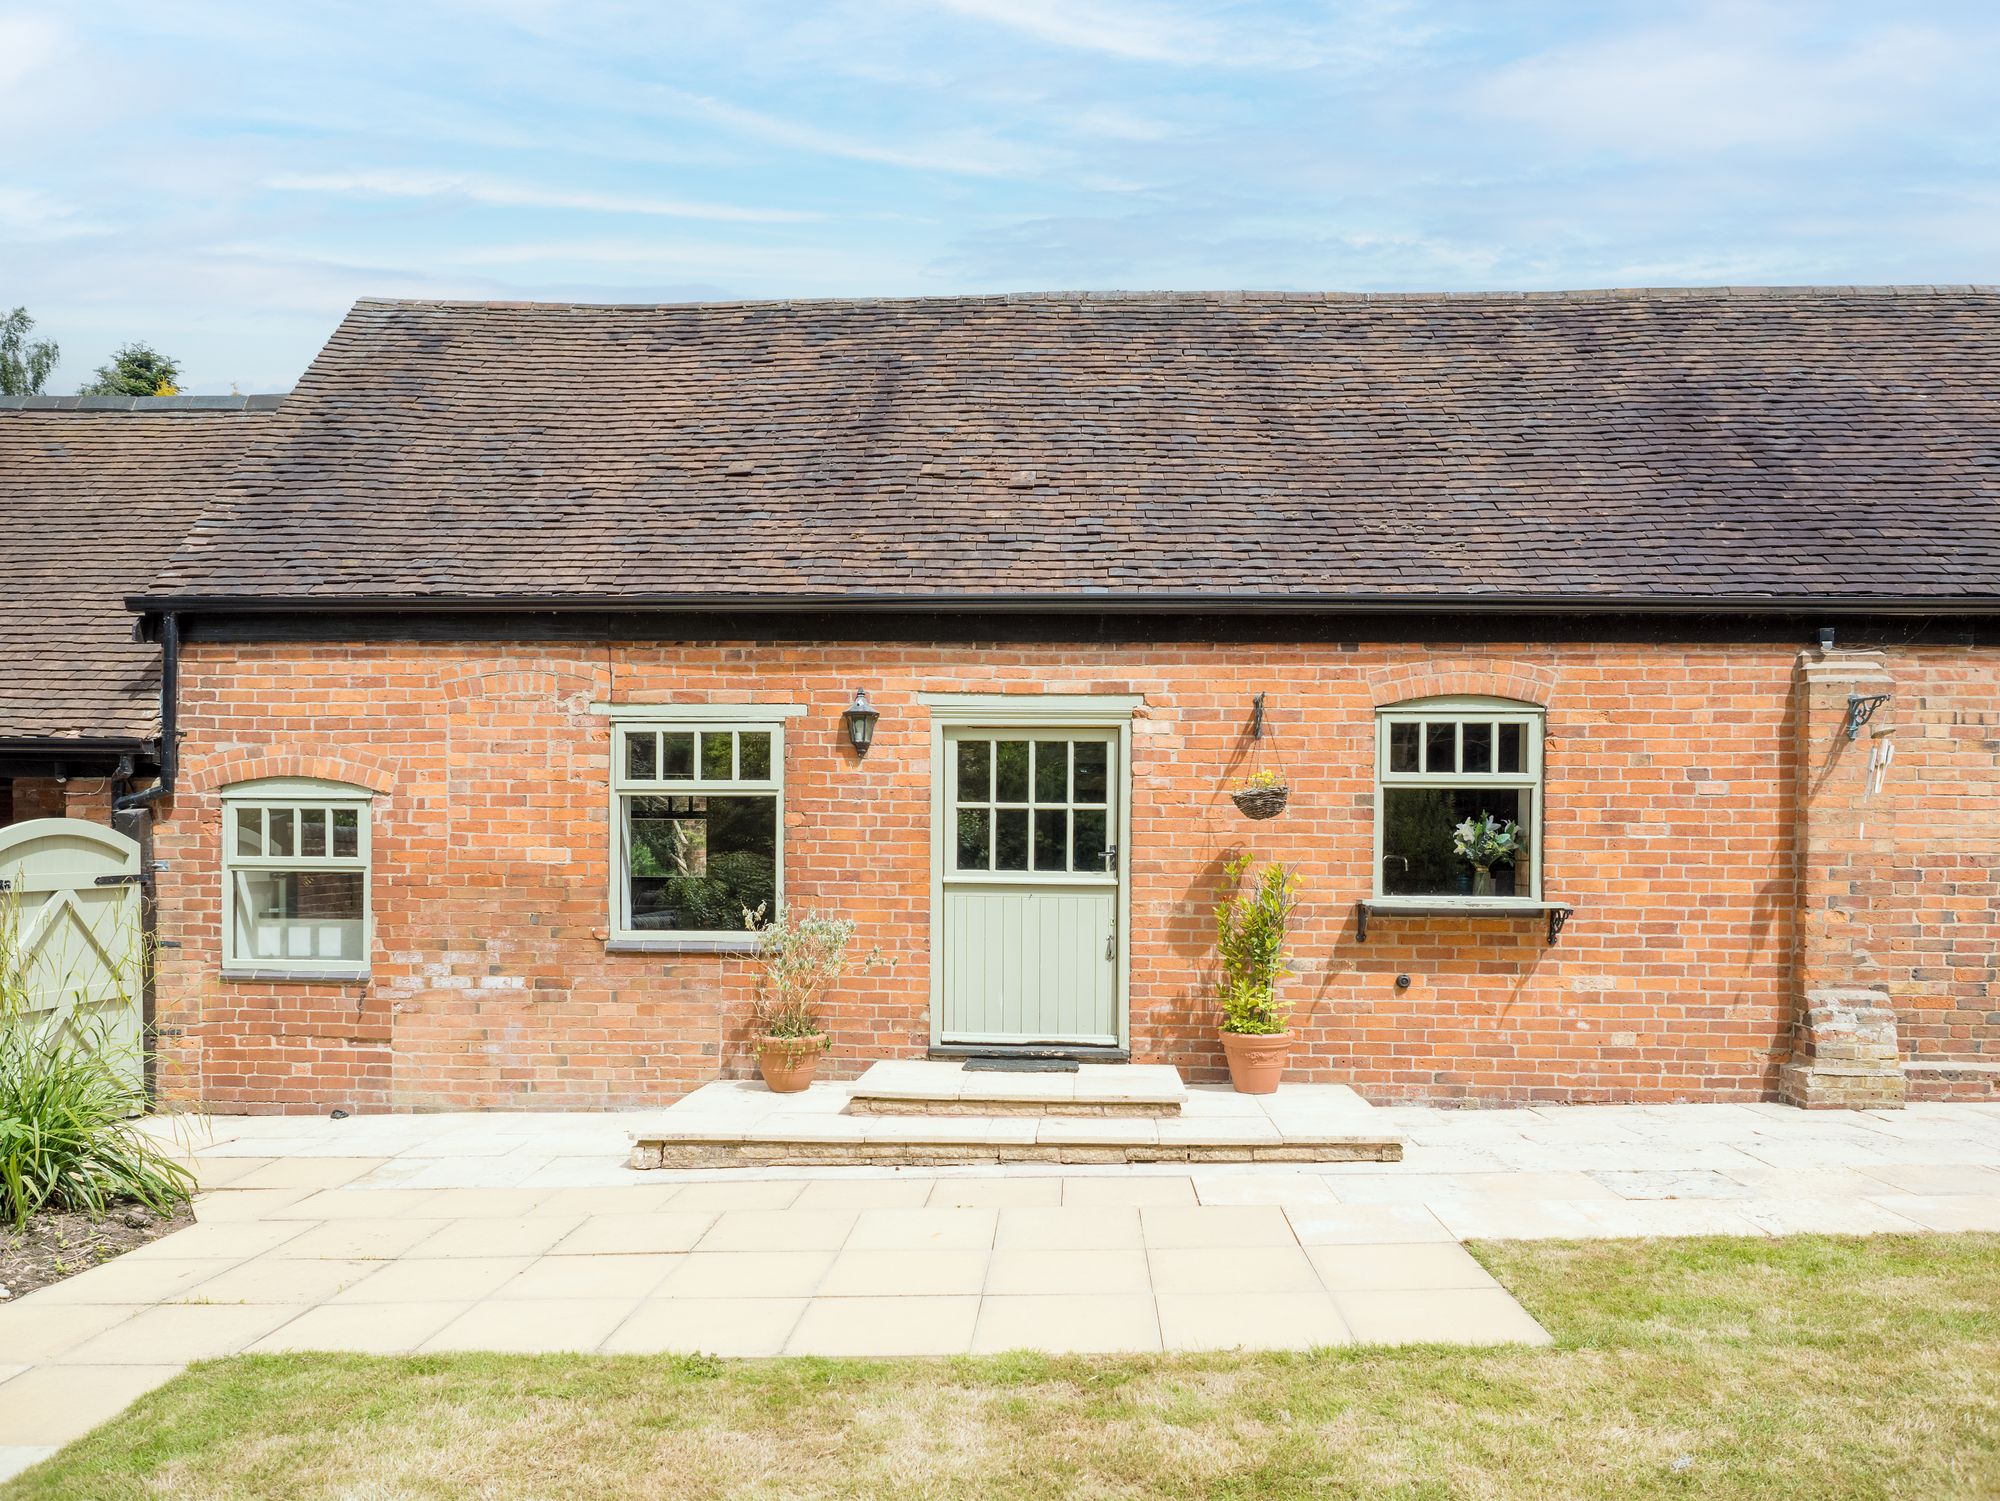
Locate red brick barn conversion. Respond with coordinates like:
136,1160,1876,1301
122,287,2000,1115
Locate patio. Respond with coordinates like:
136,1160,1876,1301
2,1096,1998,1481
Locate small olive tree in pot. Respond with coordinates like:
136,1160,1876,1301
743,906,879,1092
1213,852,1300,1093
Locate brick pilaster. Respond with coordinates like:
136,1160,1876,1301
1780,646,1905,1108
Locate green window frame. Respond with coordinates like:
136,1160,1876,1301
610,719,786,944
1374,696,1545,902
219,778,373,978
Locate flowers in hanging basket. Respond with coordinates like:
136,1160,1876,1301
1230,767,1291,820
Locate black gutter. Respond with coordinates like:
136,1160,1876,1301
127,591,2000,620
0,735,152,755
113,613,177,813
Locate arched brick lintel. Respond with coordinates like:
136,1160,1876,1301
182,747,399,798
1367,659,1559,709
435,662,598,705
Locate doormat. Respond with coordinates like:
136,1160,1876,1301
963,1057,1081,1073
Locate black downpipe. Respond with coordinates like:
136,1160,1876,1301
114,613,177,814
112,612,176,1107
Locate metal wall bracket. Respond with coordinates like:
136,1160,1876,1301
1547,906,1571,945
1250,693,1266,740
1844,692,1891,741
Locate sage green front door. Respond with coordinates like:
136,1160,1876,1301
939,729,1121,1047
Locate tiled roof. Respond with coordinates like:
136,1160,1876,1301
1,398,279,745
146,287,2000,610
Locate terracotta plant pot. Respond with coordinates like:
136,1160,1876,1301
756,1035,826,1093
1219,1029,1292,1094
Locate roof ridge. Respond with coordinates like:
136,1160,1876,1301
346,284,2000,315
0,395,286,412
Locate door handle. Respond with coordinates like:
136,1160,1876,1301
1104,844,1119,874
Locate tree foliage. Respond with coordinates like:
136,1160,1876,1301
81,341,180,397
0,306,59,396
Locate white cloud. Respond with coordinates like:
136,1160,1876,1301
0,12,64,89
433,235,931,288
0,185,107,241
930,0,1231,64
928,0,1426,70
1475,17,1964,155
660,89,1060,177
263,168,820,223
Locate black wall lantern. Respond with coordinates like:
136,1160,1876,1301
843,689,880,756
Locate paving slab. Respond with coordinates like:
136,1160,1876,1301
1307,1242,1501,1292
331,1256,537,1304
0,1302,146,1362
785,1295,980,1356
1061,1175,1197,1206
984,1248,1153,1296
1871,1195,2000,1232
1156,1291,1351,1351
661,1250,836,1299
1141,1204,1294,1248
1334,1288,1552,1346
846,1207,997,1250
0,1447,57,1486
994,1206,1142,1250
818,1249,990,1297
488,1255,681,1300
1286,1204,1458,1245
0,1364,184,1447
421,1298,639,1354
547,1213,716,1256
972,1294,1161,1354
247,1302,471,1354
928,1178,1063,1208
602,1297,806,1356
1150,1246,1322,1295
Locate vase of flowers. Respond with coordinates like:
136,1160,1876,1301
1213,853,1300,1093
1453,815,1520,897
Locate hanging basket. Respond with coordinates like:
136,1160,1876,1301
1230,783,1290,820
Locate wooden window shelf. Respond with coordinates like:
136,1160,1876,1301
1356,899,1575,945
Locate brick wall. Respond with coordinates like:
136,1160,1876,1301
1,776,118,826
147,635,1998,1114
1834,649,2000,1099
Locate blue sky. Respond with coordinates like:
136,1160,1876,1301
4,0,1997,393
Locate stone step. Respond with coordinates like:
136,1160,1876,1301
630,1121,1403,1170
629,1077,1403,1170
843,1060,1187,1118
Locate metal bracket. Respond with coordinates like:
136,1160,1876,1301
1250,693,1266,740
1547,906,1572,945
1355,900,1367,943
1844,691,1891,742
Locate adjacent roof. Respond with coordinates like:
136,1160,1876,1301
2,397,280,746
144,287,2000,613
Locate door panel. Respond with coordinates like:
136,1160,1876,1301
0,819,145,1093
939,729,1121,1046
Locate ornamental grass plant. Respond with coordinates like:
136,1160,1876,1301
0,891,194,1228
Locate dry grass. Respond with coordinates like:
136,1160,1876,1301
8,1234,1998,1500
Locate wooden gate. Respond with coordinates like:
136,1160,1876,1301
0,818,146,1092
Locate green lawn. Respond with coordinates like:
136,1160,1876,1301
9,1234,1998,1500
